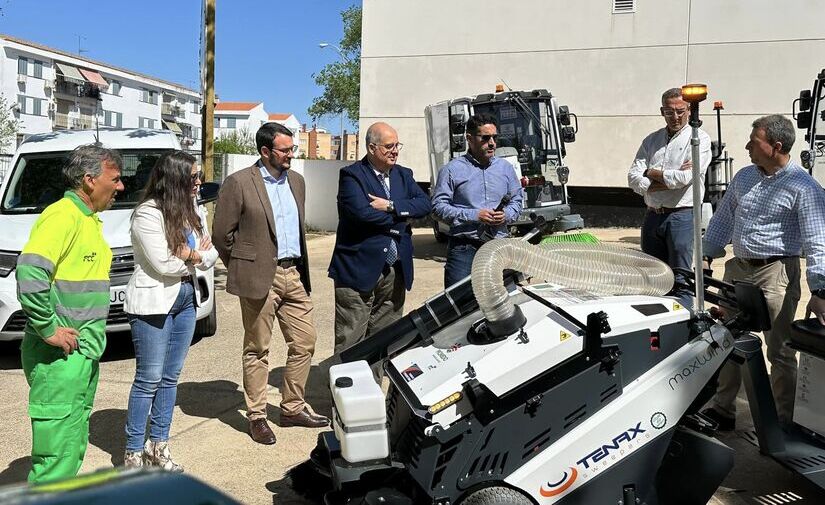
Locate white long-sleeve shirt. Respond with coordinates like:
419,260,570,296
627,124,712,209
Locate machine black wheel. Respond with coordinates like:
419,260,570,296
194,302,217,338
460,486,532,505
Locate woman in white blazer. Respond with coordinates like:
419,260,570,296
123,151,218,471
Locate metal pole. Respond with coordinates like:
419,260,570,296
689,102,705,314
340,113,344,160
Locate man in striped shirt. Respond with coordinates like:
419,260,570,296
16,145,123,483
701,115,825,429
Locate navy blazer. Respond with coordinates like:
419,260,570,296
328,157,432,293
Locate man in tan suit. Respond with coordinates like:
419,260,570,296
213,122,329,446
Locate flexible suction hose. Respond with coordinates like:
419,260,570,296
471,239,675,334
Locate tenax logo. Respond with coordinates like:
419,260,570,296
539,422,645,499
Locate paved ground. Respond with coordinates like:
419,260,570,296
0,227,822,504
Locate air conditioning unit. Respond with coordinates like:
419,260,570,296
16,74,26,84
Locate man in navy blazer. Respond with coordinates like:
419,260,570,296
329,122,431,356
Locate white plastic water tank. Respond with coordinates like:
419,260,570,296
329,360,389,463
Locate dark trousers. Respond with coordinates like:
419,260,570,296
640,209,694,295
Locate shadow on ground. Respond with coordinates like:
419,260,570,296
268,364,333,422
411,233,447,262
89,408,128,466
176,379,250,435
0,456,30,486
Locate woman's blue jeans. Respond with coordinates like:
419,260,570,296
125,282,195,452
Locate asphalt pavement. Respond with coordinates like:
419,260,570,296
0,227,822,504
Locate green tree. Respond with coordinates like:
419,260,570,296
213,128,256,155
308,6,361,124
0,94,19,154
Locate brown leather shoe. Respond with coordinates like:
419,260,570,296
249,418,277,445
281,407,330,428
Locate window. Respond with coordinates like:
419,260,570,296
104,110,123,128
16,95,47,116
140,88,158,105
226,118,236,128
138,117,156,128
192,100,200,114
193,127,201,140
111,80,121,96
613,0,635,13
17,57,44,78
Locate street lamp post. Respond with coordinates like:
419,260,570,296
319,42,348,161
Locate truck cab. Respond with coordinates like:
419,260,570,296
425,88,583,240
793,68,825,186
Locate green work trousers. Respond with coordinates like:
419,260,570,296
21,335,100,484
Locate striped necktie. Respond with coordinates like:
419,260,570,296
379,173,398,265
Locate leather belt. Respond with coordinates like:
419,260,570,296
742,256,796,267
180,274,193,283
277,257,301,269
449,236,486,248
647,206,691,215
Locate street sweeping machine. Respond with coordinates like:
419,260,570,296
297,85,772,505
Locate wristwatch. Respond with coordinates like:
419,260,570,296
812,288,825,300
386,200,395,213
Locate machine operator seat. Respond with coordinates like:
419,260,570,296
789,317,825,359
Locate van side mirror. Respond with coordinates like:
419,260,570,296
198,182,220,205
449,114,466,135
558,105,571,126
451,134,466,152
561,126,576,143
797,111,811,130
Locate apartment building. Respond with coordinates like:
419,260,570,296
331,132,359,161
213,101,268,139
1,34,202,154
268,112,301,139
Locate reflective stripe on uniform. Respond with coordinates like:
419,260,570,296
55,305,109,320
54,280,110,293
17,279,51,294
17,253,55,274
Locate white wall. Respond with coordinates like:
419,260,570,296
224,155,349,231
360,0,825,188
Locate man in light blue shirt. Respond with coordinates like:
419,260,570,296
701,115,825,429
432,113,523,287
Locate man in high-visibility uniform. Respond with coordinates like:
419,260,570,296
16,145,123,483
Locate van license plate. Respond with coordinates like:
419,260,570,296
109,286,126,305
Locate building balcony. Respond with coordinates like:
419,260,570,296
162,103,185,119
54,78,101,101
54,112,94,130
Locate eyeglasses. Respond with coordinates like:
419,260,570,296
372,142,403,152
474,134,499,143
662,108,688,117
269,145,299,155
191,170,204,183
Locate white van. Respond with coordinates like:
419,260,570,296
0,128,217,341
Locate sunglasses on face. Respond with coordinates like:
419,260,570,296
474,134,498,143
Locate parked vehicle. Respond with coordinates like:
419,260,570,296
425,87,583,241
0,128,219,342
793,68,825,186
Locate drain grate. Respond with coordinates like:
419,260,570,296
752,491,804,504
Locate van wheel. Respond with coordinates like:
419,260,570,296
194,303,217,338
460,486,531,505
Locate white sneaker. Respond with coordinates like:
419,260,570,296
144,440,184,473
124,450,144,469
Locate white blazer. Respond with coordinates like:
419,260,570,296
124,199,219,315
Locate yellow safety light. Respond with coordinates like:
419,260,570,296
681,83,708,103
495,84,505,93
427,392,463,415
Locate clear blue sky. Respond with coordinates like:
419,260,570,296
0,0,359,133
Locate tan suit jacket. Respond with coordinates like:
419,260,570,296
212,163,311,299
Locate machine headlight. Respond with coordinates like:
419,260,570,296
0,251,19,278
428,392,463,415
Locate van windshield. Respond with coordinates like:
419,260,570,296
0,149,173,214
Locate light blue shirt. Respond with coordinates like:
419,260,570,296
258,162,301,259
431,154,523,239
703,161,825,290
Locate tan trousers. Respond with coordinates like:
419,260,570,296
333,265,405,355
712,257,801,422
239,265,316,419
